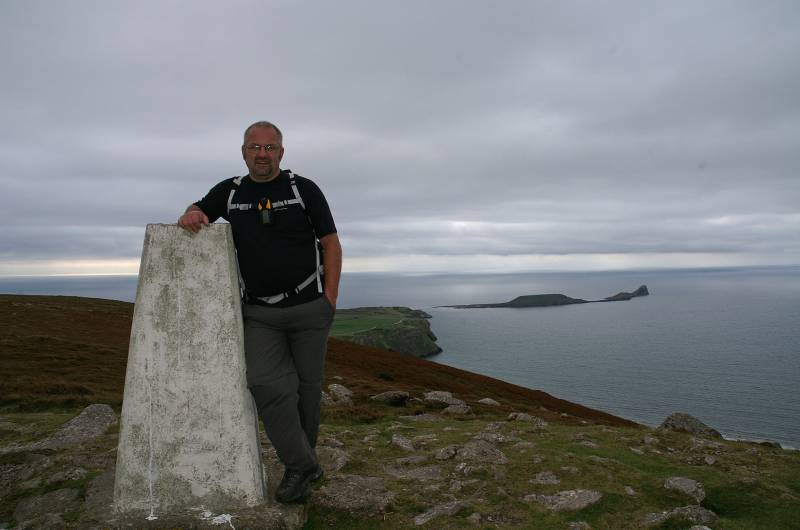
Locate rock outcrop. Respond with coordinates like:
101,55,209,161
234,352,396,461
315,475,396,514
603,285,650,301
370,390,410,406
641,505,719,527
413,500,469,526
659,413,722,439
1,404,117,454
328,383,355,405
664,476,706,503
524,490,603,512
423,391,466,408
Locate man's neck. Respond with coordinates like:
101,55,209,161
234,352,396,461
248,170,282,183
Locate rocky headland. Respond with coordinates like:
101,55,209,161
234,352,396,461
442,285,649,309
330,306,442,357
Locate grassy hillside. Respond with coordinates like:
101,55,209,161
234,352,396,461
0,295,132,409
0,295,626,425
2,295,798,530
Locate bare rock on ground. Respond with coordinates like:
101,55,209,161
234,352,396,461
319,436,344,448
395,455,428,466
423,391,466,408
642,434,660,445
391,434,415,451
45,467,88,485
317,446,350,472
659,413,721,439
435,445,459,460
370,390,410,406
328,383,354,405
524,490,602,512
478,398,501,406
412,434,438,446
641,505,719,527
83,468,115,512
689,437,723,452
14,488,81,529
457,439,508,464
398,413,445,422
385,464,442,481
4,404,118,454
0,454,52,496
507,412,548,427
473,432,520,444
530,471,560,485
321,391,335,406
413,500,470,526
442,404,472,415
74,468,117,528
686,454,717,466
450,479,478,493
315,475,396,514
664,476,706,503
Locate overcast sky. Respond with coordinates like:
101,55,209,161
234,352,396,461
1,1,798,276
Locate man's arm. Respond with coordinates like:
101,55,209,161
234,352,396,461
177,204,210,233
320,233,342,309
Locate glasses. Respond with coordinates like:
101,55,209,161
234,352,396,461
245,143,281,153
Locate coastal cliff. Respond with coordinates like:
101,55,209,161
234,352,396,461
330,306,441,357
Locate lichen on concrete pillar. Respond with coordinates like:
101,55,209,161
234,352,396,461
114,223,266,516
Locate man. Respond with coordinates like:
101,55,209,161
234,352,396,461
178,121,342,503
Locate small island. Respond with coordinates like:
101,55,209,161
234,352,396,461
441,285,649,309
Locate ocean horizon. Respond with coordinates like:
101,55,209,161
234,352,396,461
2,265,798,448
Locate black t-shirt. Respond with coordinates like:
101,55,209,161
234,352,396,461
195,170,336,307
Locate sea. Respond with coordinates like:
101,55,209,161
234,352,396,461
2,266,798,448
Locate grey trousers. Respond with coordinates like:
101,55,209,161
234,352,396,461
243,295,334,472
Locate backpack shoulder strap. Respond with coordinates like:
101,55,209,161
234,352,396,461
227,176,247,215
287,171,306,210
287,170,323,294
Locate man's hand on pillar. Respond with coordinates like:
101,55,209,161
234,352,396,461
178,206,209,233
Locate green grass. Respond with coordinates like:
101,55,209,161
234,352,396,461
3,405,799,529
304,414,800,529
331,313,406,336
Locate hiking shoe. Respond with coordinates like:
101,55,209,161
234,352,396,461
275,467,315,503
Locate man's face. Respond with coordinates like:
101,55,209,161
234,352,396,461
242,126,284,182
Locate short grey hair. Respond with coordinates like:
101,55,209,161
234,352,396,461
243,121,283,145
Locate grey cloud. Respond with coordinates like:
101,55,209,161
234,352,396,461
1,1,798,272
1,226,143,260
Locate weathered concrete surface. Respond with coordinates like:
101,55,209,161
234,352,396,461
114,224,266,516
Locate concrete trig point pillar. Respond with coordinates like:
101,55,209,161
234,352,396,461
114,223,266,516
